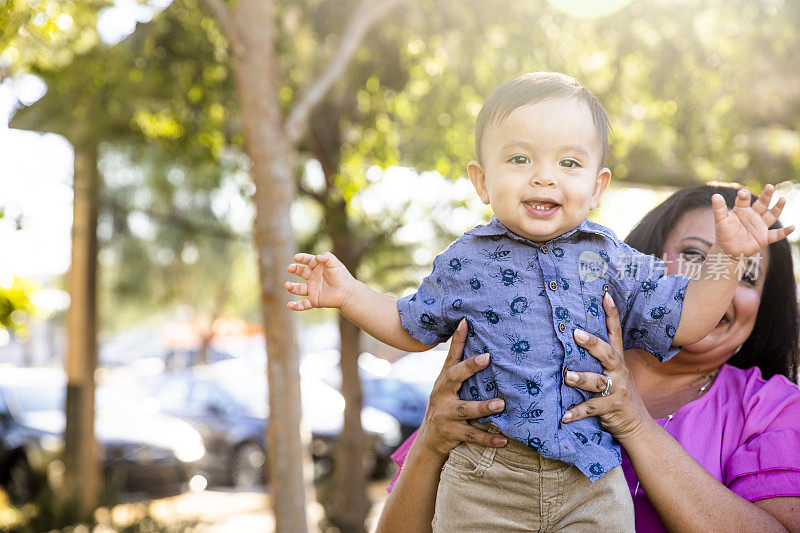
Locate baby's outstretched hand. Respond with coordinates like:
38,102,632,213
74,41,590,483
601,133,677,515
712,184,794,258
285,252,356,311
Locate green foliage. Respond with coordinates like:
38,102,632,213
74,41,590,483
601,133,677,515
0,0,108,78
0,275,37,339
120,0,237,161
9,0,800,330
98,144,259,331
387,0,800,187
0,483,105,532
9,0,254,330
0,485,198,532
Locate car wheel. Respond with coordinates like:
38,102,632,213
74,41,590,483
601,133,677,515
230,442,266,490
7,456,35,504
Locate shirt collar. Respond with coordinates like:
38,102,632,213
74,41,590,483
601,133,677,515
465,216,617,244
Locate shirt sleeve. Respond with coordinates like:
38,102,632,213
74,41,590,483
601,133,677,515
612,242,690,362
397,251,457,345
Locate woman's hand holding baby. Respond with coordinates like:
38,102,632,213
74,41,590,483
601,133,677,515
562,293,655,444
418,319,508,457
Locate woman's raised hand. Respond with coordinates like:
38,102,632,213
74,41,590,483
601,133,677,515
561,293,653,443
712,184,794,257
417,319,507,457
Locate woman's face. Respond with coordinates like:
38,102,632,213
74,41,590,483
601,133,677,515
661,207,769,364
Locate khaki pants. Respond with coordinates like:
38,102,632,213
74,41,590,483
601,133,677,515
432,426,634,532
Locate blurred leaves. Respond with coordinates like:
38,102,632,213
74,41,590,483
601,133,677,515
6,0,800,327
385,0,800,187
0,0,109,79
0,274,37,339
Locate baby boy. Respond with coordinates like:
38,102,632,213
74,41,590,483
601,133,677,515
285,72,788,530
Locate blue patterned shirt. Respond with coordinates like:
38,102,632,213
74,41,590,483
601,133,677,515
397,217,689,480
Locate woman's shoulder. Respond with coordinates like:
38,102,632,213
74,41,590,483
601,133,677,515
711,365,800,498
715,364,800,426
718,364,800,401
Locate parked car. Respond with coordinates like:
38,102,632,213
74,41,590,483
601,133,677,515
0,367,205,502
359,375,429,440
148,361,402,488
303,350,448,440
162,346,235,371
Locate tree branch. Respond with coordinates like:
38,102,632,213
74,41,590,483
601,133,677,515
101,195,251,243
297,181,326,205
198,0,235,38
283,0,405,145
354,208,409,262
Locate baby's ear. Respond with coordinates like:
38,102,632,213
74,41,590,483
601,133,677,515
590,167,612,210
468,161,490,204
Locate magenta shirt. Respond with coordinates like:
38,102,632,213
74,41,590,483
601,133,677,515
389,364,800,530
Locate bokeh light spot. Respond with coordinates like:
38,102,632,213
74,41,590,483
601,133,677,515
547,0,634,18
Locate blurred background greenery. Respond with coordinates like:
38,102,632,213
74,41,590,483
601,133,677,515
1,0,799,531
3,0,799,335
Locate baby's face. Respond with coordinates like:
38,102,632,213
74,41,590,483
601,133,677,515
468,97,610,243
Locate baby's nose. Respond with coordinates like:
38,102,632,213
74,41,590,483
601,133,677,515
530,167,558,187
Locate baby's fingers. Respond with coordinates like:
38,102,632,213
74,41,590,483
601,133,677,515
287,263,312,280
292,253,319,268
287,298,314,311
285,280,308,297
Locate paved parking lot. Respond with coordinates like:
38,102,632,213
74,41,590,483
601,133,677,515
102,480,390,532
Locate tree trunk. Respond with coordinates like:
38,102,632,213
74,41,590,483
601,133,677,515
64,139,100,512
314,130,369,530
334,316,366,532
201,1,403,529
330,197,367,532
227,2,309,531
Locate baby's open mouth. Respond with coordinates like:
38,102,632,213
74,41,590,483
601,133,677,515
525,200,560,211
524,200,561,218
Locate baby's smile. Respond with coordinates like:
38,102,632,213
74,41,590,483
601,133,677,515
523,197,561,218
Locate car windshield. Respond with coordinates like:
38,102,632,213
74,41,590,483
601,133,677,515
214,375,344,416
96,385,158,415
214,377,267,417
5,381,152,415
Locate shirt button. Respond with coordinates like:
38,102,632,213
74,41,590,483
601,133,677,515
602,284,610,293
548,280,558,291
541,245,549,254
558,323,566,333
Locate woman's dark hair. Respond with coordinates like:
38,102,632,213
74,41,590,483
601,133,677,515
625,185,799,381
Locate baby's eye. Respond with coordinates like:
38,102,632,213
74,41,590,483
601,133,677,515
509,155,530,164
560,159,581,168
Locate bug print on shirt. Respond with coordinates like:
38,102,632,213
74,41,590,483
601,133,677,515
515,401,544,427
480,244,512,263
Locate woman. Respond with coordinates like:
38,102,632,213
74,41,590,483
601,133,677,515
377,185,800,532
